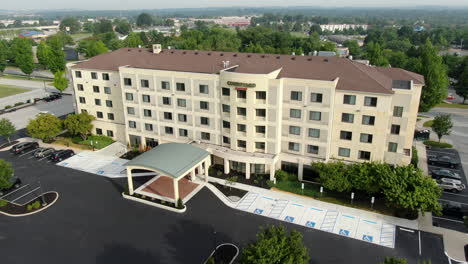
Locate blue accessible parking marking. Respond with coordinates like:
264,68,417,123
362,235,373,242
254,209,264,215
284,216,295,222
305,221,316,228
339,229,350,236
97,170,105,174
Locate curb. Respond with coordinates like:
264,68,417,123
0,191,59,217
122,192,186,213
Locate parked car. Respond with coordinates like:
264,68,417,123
10,142,39,154
436,178,466,193
49,149,75,162
428,155,460,168
0,177,22,196
446,94,455,100
44,93,62,102
34,147,55,158
414,129,430,141
440,200,468,218
431,168,462,181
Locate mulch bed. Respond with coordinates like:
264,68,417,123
211,182,248,199
0,192,57,215
120,151,144,160
210,165,270,189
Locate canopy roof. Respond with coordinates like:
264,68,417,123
126,143,209,179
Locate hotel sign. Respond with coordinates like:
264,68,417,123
227,81,256,90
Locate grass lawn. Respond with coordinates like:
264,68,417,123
52,135,114,150
436,102,468,109
0,84,31,98
423,140,453,148
423,120,433,127
0,74,52,82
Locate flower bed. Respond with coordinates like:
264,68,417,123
0,192,58,216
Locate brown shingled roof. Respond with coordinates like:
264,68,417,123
73,48,424,94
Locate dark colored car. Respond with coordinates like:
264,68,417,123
431,168,462,180
428,155,460,168
414,129,430,141
0,177,22,196
10,142,39,154
49,149,75,162
440,200,468,218
44,93,62,102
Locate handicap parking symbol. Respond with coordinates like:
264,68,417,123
254,209,264,215
305,221,316,228
339,229,350,236
97,170,105,175
284,216,295,223
362,235,373,242
62,162,68,166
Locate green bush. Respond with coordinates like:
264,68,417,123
32,201,41,209
4,105,11,109
26,204,33,211
423,140,453,148
14,102,24,107
275,170,297,182
0,199,8,207
423,120,433,128
176,198,184,209
411,147,419,168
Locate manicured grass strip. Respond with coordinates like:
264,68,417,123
435,102,468,109
0,84,31,98
423,140,453,148
423,120,433,128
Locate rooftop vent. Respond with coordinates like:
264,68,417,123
183,51,187,54
261,55,266,58
247,55,251,58
291,57,296,60
208,53,211,55
138,49,142,52
194,52,198,55
152,44,162,54
220,53,224,56
127,49,131,51
233,54,237,57
323,58,329,62
307,58,312,61
276,56,280,59
171,51,174,54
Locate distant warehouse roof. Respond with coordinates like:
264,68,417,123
73,48,425,95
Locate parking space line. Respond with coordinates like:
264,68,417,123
439,198,468,206
0,184,30,200
418,231,421,256
38,156,49,161
433,216,465,224
19,149,38,157
441,192,468,198
11,187,40,203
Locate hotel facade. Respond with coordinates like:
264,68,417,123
67,44,424,181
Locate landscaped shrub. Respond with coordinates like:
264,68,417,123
411,147,419,168
275,170,297,182
176,198,184,209
14,102,24,107
32,201,41,209
423,140,453,148
4,105,11,109
0,199,7,207
26,204,33,211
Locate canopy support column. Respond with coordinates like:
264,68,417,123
173,178,179,202
127,167,134,195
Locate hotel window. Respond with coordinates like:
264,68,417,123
143,109,152,117
123,78,132,86
128,121,136,128
358,151,371,160
362,115,375,125
308,128,320,138
338,147,350,157
309,111,321,121
125,93,133,101
222,87,230,96
178,114,187,122
223,121,230,128
107,113,114,120
81,109,87,113
393,106,404,117
256,91,266,100
364,96,378,107
237,140,247,148
360,133,373,143
164,112,173,120
79,97,86,104
391,124,400,135
162,97,171,105
223,136,230,144
177,99,186,107
104,87,111,94
307,145,319,154
341,113,354,123
142,95,151,103
179,129,188,137
107,130,113,137
75,71,82,78
127,107,135,115
255,142,265,150
145,123,153,131
311,93,323,103
288,142,300,152
201,132,210,140
237,107,247,116
343,94,356,105
289,126,301,135
91,72,97,79
237,124,246,132
290,109,301,119
291,91,302,101
141,79,149,88
95,99,101,106
222,104,230,113
106,100,113,107
199,84,209,94
256,109,266,117
93,86,100,93
237,90,246,99
200,101,209,110
96,111,103,118
340,131,352,140
200,117,209,125
161,81,170,90
256,126,266,134
96,128,102,135
102,73,109,80
77,84,84,91
388,142,398,153
176,82,185,91
165,127,173,134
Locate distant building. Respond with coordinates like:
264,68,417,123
414,26,425,32
336,47,350,57
317,51,337,57
18,31,47,40
192,16,251,27
0,19,15,27
319,24,368,32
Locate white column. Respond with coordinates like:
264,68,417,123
198,164,203,175
204,161,209,182
173,178,179,202
190,169,196,181
298,161,304,181
224,158,230,174
269,163,276,181
126,167,134,195
245,162,251,179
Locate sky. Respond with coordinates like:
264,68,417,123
1,0,467,10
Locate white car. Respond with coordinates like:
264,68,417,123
437,178,466,193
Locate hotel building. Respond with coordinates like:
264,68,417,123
67,44,424,180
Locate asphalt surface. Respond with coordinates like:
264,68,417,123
0,151,449,264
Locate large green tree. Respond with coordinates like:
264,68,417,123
0,118,16,144
136,13,153,28
0,40,7,75
36,41,51,69
63,112,95,140
46,36,66,73
365,41,389,66
53,71,69,92
59,17,81,33
114,19,132,35
11,38,34,76
312,161,352,193
0,159,14,189
78,40,108,58
240,225,309,264
431,114,453,142
455,64,468,104
124,33,144,48
26,113,62,143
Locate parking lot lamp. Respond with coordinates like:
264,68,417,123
38,181,47,206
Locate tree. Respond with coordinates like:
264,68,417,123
0,40,7,75
94,19,114,34
431,114,453,142
0,160,14,189
53,71,68,92
365,41,389,66
78,40,108,58
309,24,322,35
0,118,16,144
455,64,468,104
240,225,309,264
11,38,34,76
26,113,62,143
343,40,362,58
63,112,95,140
114,20,131,35
36,41,51,69
312,161,352,193
124,33,144,48
136,13,153,28
59,17,81,34
46,36,66,73
381,257,407,264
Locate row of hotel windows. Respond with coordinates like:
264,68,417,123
79,97,113,107
95,128,114,137
339,125,400,142
75,71,110,81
